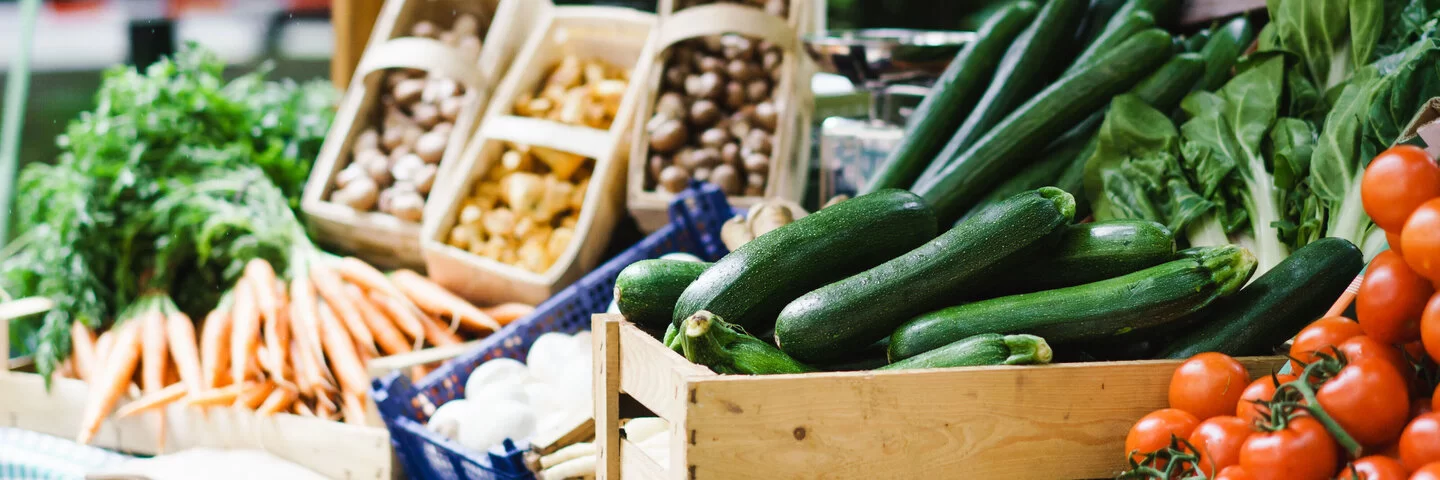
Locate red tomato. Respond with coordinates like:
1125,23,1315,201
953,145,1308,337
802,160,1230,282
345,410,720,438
1290,317,1366,370
1236,374,1297,423
1340,335,1415,387
1214,465,1257,480
1419,398,1435,419
1239,416,1339,480
1363,145,1440,233
1406,341,1429,362
1170,353,1251,420
1403,198,1440,283
1402,414,1440,470
1423,294,1440,364
1413,463,1440,480
1188,416,1252,476
1359,251,1433,344
1125,408,1200,462
1339,456,1410,480
1393,234,1409,257
1318,357,1411,448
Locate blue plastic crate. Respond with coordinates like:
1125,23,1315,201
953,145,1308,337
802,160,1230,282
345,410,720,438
372,183,733,480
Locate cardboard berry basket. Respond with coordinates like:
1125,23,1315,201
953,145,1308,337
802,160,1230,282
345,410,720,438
302,0,546,270
420,6,658,306
593,313,1289,480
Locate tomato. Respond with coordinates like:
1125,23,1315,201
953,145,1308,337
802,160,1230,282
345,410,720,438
1317,357,1411,447
1188,416,1252,476
1290,317,1366,369
1240,416,1339,480
1403,198,1440,283
1339,456,1411,480
1412,463,1440,480
1340,335,1415,387
1363,145,1440,233
1170,353,1251,420
1419,397,1435,419
1401,414,1440,470
1125,408,1200,462
1237,374,1297,423
1359,251,1433,344
1422,294,1440,364
1393,234,1409,257
1214,465,1256,480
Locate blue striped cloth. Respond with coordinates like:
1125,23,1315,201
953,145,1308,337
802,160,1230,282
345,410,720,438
0,428,130,480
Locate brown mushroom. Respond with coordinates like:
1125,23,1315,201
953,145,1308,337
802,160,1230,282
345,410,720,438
393,79,426,105
413,164,438,194
754,101,778,131
710,164,742,195
656,92,687,120
743,129,773,156
332,176,379,210
685,72,723,100
412,102,441,128
693,166,712,183
721,143,741,169
659,165,690,193
726,59,755,83
648,154,671,182
743,153,770,175
439,96,463,122
355,129,380,151
648,119,688,153
689,100,721,128
700,128,731,149
724,81,747,110
746,79,770,103
410,21,438,38
389,191,426,222
414,131,448,164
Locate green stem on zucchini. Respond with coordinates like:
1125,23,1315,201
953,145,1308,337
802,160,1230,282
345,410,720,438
1003,334,1053,365
682,311,814,375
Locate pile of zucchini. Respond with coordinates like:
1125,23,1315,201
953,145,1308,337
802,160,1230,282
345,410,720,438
614,185,1361,374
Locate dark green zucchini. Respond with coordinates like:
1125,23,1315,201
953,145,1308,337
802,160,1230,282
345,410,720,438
1075,0,1130,49
914,0,1087,185
680,311,815,375
774,187,1075,363
1158,238,1363,359
878,333,1052,370
1184,29,1212,53
672,189,937,334
1062,10,1155,77
913,29,1173,224
615,259,711,330
957,147,1075,223
862,2,1038,193
1196,16,1255,92
988,220,1176,295
888,245,1256,360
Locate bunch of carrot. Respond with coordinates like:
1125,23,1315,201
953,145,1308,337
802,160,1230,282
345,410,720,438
66,255,535,447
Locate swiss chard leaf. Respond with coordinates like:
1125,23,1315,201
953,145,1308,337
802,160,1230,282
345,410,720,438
1085,94,1214,234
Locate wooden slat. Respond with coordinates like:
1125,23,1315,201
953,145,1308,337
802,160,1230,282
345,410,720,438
595,314,622,480
621,437,668,480
680,357,1286,479
1180,0,1266,25
331,0,385,91
617,319,711,420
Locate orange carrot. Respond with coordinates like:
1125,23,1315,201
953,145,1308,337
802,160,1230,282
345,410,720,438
115,382,187,418
233,380,277,410
418,312,464,346
316,300,370,396
77,320,143,445
341,392,367,426
482,302,535,326
310,262,379,356
70,320,97,382
368,291,431,344
289,276,336,388
390,269,500,332
184,384,246,407
335,256,412,301
294,401,315,417
165,311,203,395
57,360,75,379
257,386,298,416
345,284,410,355
198,298,233,388
93,331,115,376
141,305,169,394
229,281,260,385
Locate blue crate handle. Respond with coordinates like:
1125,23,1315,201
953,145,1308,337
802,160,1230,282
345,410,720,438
373,184,732,480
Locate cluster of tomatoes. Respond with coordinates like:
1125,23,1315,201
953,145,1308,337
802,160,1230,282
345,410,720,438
1116,145,1440,480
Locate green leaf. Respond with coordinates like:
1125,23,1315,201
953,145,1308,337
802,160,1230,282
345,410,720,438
1085,94,1214,233
1352,0,1384,67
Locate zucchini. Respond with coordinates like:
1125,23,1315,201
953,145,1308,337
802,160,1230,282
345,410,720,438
888,245,1256,360
915,0,1087,185
912,29,1173,224
615,259,711,331
673,189,937,334
1062,10,1155,76
1159,238,1363,359
1196,16,1255,92
989,220,1176,295
878,333,1052,370
1130,52,1206,114
862,2,1038,193
1075,0,1130,49
957,147,1075,223
680,311,814,375
774,187,1075,363
1184,29,1211,53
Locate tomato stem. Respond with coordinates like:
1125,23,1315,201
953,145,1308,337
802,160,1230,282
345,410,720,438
1269,355,1364,458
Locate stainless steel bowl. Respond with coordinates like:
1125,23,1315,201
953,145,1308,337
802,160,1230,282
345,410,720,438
802,29,973,87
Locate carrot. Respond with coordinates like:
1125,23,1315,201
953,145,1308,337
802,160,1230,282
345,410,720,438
482,302,535,325
335,256,414,303
368,291,433,345
229,281,260,385
341,392,367,426
141,304,169,394
294,401,315,417
115,382,187,418
58,359,75,379
257,386,299,416
345,284,411,355
418,312,464,347
164,311,203,395
234,380,277,410
390,269,500,332
77,320,143,445
248,260,289,385
70,320,97,382
93,331,115,376
316,393,338,419
199,296,233,388
316,300,370,396
184,384,247,407
289,276,337,389
310,262,379,356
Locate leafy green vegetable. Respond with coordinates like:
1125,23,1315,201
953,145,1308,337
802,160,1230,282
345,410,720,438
0,45,335,380
1085,94,1210,234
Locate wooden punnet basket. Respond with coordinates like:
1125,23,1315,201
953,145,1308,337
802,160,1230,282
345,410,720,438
593,314,1288,479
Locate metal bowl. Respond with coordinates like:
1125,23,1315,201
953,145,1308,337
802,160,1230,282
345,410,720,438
802,29,973,86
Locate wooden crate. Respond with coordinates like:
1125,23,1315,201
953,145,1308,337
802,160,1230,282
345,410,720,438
302,0,547,270
625,1,814,232
420,6,658,306
591,314,1289,480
